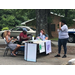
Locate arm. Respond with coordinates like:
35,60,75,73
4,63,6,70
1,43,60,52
45,34,48,40
59,22,61,30
45,37,48,40
6,36,13,43
20,36,30,40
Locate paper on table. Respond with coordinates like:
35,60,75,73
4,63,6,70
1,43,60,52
46,40,52,54
27,43,37,62
39,42,45,53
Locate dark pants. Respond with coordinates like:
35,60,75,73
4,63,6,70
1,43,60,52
58,38,68,55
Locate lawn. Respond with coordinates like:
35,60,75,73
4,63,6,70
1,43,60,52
50,38,58,41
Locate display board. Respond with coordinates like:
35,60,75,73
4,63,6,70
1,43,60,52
24,43,37,62
39,42,45,53
46,40,52,54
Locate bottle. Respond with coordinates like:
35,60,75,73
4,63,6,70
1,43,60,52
32,36,34,40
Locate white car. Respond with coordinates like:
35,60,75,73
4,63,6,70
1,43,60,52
0,26,36,39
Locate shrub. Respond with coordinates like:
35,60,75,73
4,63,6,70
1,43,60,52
2,27,9,31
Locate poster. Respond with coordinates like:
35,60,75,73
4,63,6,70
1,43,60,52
46,40,52,54
39,42,45,53
27,43,37,62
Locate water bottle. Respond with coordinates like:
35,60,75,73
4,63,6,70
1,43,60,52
42,35,45,41
32,36,34,40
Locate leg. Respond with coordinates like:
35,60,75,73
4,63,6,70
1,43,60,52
58,39,62,55
12,44,21,56
55,39,62,57
62,39,68,55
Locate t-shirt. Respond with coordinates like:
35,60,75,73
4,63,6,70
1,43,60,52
58,24,69,39
19,32,28,41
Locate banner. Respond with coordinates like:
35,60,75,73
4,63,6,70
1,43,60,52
39,42,45,53
46,40,52,54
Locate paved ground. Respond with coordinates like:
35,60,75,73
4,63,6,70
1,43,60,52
0,49,75,65
0,37,75,65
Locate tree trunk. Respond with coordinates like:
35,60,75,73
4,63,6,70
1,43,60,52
36,9,52,38
65,9,68,17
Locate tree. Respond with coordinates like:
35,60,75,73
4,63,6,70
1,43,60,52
36,9,53,38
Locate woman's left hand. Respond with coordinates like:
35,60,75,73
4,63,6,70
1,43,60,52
14,39,17,41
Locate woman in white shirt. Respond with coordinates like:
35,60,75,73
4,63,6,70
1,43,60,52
55,20,69,58
36,29,48,41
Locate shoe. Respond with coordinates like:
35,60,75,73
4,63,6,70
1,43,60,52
54,54,61,57
62,55,67,58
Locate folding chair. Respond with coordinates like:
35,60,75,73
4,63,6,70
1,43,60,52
3,38,13,57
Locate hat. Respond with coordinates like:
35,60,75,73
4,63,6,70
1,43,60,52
23,28,27,32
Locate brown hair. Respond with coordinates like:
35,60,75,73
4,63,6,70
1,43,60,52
42,29,46,35
3,31,10,38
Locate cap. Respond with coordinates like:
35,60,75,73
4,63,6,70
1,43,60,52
23,28,27,32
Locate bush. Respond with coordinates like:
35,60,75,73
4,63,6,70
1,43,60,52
1,27,9,31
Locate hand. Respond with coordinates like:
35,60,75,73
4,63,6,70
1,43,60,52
37,37,40,39
59,22,61,26
28,37,30,39
14,39,17,41
11,37,14,40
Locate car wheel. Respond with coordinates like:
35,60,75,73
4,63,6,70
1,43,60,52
68,35,75,43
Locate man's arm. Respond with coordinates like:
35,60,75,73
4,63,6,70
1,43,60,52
20,36,30,40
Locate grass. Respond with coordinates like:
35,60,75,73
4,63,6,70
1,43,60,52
50,38,58,41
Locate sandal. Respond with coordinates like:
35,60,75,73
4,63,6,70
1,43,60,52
11,52,16,57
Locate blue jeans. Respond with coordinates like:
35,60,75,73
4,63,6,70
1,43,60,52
58,38,68,55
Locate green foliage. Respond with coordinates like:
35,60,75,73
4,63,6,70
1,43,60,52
0,9,75,30
2,27,9,31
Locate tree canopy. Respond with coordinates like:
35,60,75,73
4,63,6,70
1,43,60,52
0,9,75,31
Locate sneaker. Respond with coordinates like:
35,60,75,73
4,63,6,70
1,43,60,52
54,54,61,57
62,55,67,58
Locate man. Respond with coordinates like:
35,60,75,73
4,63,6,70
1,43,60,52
19,28,30,42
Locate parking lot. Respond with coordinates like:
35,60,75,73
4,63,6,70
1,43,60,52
0,37,75,65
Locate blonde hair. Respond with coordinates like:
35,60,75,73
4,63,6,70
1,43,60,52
3,31,10,38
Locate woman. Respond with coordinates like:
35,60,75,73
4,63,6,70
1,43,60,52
4,31,21,56
55,20,69,58
37,29,48,40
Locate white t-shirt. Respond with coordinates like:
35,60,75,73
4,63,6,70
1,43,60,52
58,24,69,39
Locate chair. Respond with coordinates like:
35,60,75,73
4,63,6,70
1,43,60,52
3,38,13,57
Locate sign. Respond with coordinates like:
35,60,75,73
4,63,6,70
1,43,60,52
46,40,52,54
27,43,37,62
39,42,45,53
24,43,37,62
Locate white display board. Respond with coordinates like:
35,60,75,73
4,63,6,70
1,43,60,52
24,43,28,60
39,42,45,53
46,40,52,54
24,43,37,62
27,43,37,62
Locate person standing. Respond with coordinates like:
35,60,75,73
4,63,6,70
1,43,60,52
55,20,69,58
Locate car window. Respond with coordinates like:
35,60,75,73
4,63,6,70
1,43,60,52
12,27,22,31
17,28,23,31
26,28,30,31
12,27,18,31
30,27,36,31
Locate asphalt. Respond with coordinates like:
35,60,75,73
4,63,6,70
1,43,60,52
0,37,75,65
0,48,75,65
